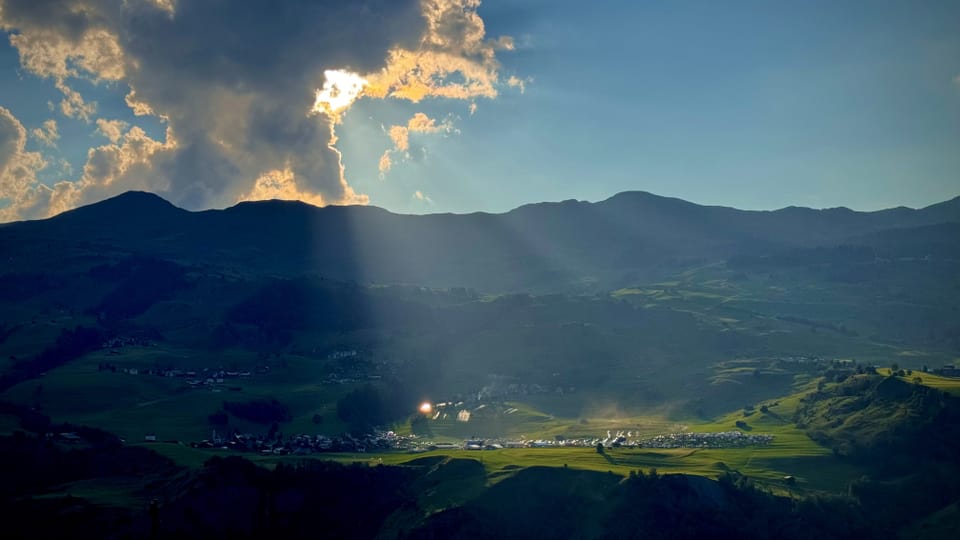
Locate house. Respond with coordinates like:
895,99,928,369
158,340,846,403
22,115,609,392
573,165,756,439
58,432,81,443
431,443,460,450
465,439,485,450
938,365,960,377
144,434,157,442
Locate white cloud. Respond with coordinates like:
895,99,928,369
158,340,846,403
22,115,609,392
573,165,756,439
379,112,456,176
55,80,97,122
413,189,433,204
365,0,516,103
31,119,59,147
95,118,129,143
0,106,47,220
507,75,532,94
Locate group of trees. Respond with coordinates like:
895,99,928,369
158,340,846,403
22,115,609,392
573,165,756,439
797,374,960,466
0,326,105,393
89,257,187,321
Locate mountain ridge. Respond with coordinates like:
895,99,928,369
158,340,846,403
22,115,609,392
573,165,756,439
6,189,960,225
2,189,958,293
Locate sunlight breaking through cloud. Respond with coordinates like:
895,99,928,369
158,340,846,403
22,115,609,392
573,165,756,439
316,0,519,185
312,69,369,121
0,0,521,220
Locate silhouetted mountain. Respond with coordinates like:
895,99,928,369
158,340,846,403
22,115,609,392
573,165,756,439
38,191,188,234
2,191,958,292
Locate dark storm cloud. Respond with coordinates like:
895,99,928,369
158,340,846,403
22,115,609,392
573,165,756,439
0,0,517,219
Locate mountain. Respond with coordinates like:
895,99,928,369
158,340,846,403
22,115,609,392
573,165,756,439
2,191,958,292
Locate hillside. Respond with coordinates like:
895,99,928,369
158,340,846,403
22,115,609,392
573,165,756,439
3,191,958,292
1,191,959,442
2,191,960,539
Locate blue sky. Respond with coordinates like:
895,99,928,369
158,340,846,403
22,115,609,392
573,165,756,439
1,0,958,219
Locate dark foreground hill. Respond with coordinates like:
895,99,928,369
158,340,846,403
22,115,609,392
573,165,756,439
0,437,878,540
2,190,958,292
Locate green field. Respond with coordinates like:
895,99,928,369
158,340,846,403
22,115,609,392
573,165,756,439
143,437,860,496
139,379,863,496
876,368,960,394
2,345,357,442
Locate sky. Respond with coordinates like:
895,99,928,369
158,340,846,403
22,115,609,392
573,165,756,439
0,0,958,221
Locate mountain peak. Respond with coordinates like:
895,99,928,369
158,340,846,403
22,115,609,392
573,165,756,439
77,190,180,213
45,190,185,229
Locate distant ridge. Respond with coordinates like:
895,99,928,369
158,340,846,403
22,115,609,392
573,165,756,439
2,190,958,292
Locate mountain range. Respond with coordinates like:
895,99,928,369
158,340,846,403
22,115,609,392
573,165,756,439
2,190,959,292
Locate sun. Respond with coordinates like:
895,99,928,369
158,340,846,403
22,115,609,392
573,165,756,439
312,69,368,119
419,402,432,414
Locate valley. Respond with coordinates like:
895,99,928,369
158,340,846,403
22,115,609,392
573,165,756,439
1,191,959,538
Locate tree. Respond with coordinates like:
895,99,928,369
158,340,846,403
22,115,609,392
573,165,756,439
596,442,605,454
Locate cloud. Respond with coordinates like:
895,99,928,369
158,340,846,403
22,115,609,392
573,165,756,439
412,189,433,204
95,118,129,143
0,106,47,220
0,0,520,220
238,167,328,207
31,119,59,147
55,80,98,122
379,112,455,176
507,75,531,94
378,151,393,175
6,21,121,122
364,0,515,103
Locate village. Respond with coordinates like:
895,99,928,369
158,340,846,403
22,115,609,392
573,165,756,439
94,346,392,391
171,428,775,456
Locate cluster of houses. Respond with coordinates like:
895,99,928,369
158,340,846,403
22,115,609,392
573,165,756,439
188,430,411,455
102,336,155,350
935,365,960,378
183,369,257,389
322,350,393,385
413,430,775,452
175,426,775,455
775,355,827,365
638,431,774,449
98,362,268,391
